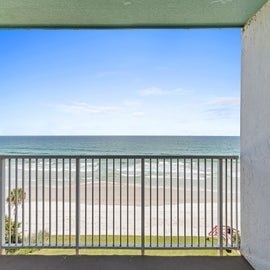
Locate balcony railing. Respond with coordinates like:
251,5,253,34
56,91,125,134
0,155,239,255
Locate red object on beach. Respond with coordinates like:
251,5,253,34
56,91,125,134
208,225,240,246
209,225,232,236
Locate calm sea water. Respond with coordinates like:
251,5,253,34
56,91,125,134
0,136,239,156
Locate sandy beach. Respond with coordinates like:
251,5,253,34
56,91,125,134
6,183,240,238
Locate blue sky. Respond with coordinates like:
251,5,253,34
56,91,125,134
0,29,240,136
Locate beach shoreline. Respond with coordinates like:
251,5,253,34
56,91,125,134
5,182,240,237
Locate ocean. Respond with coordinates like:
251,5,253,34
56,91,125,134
0,136,239,189
0,136,240,156
0,136,241,240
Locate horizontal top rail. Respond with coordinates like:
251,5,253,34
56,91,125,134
0,154,239,159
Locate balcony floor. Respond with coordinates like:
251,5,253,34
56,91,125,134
0,255,254,270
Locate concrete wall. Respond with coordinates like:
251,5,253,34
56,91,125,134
241,1,270,269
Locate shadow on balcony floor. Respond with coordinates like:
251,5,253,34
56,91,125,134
0,255,254,270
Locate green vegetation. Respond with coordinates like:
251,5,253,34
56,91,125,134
12,234,219,247
6,187,26,220
10,235,239,256
33,248,238,256
5,187,25,253
5,215,22,244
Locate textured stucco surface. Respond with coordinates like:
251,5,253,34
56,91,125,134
241,1,270,269
0,0,268,29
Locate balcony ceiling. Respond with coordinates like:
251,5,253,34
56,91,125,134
0,0,268,29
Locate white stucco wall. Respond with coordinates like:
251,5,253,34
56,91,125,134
241,2,270,269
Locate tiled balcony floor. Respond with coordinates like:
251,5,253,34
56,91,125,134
0,255,254,270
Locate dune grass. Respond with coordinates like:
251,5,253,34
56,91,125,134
12,235,239,256
32,248,238,256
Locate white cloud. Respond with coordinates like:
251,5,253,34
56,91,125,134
140,87,169,96
207,97,240,106
173,88,191,94
132,112,145,116
205,96,240,120
206,108,239,120
123,100,142,107
56,102,118,114
140,87,190,97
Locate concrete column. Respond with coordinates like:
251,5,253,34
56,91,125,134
241,1,270,269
